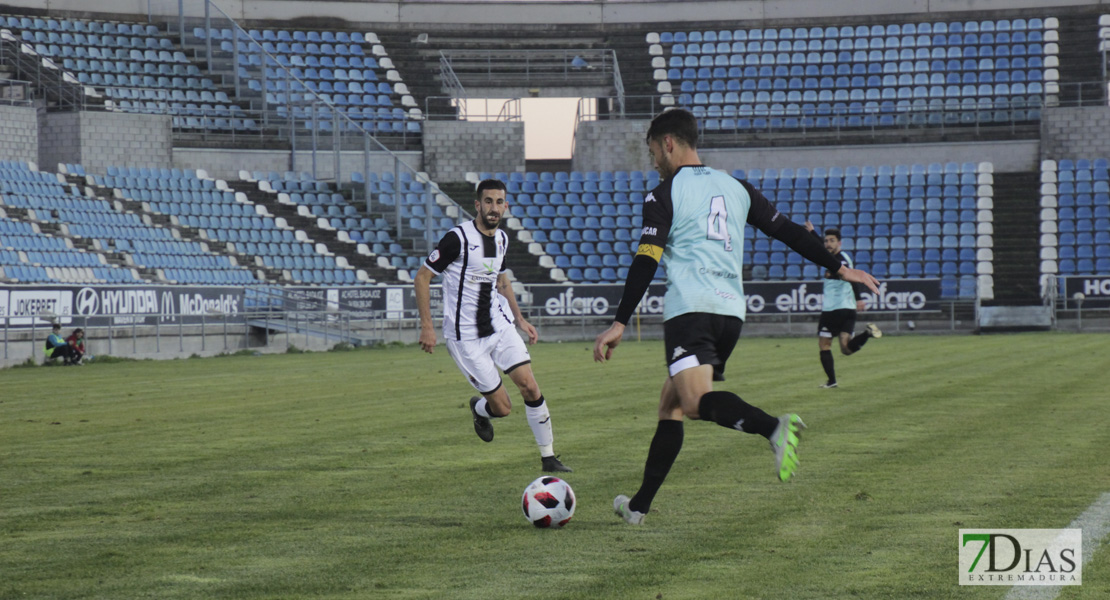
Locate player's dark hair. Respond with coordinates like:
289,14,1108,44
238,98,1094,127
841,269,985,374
646,108,698,149
824,228,842,241
475,179,507,200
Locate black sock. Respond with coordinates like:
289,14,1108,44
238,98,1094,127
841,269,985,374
697,391,778,438
820,349,836,383
629,420,683,514
524,395,544,408
847,331,871,353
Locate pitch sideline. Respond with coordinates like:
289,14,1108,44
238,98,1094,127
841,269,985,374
1003,492,1110,600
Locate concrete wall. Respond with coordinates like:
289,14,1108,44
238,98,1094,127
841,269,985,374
422,120,525,182
569,122,1039,173
14,0,1101,26
37,111,80,171
572,119,649,173
173,148,423,182
1041,106,1110,160
0,324,340,369
0,104,39,165
39,111,172,175
700,139,1041,174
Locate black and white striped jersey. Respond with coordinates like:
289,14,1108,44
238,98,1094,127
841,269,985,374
423,220,514,341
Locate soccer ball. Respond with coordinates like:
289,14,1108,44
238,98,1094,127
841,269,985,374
521,476,575,529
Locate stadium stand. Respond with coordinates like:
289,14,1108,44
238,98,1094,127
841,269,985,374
2,4,1106,309
1039,158,1110,276
0,15,253,131
649,18,1057,131
241,170,407,282
190,27,422,135
0,160,259,284
486,165,991,298
84,166,382,285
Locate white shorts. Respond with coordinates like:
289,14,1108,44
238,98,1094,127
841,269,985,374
445,327,531,395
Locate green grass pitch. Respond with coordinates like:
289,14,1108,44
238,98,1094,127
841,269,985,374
3,333,1109,599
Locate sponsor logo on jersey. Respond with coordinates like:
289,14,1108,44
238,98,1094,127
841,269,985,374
671,345,686,360
699,267,738,279
428,249,440,263
645,192,657,203
466,273,498,284
641,226,658,237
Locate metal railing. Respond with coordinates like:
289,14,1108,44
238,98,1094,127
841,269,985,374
0,77,32,106
0,31,92,109
438,48,621,88
423,96,522,122
1045,80,1108,107
438,50,467,116
139,0,479,255
575,93,1047,137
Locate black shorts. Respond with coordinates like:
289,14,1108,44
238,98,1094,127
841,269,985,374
663,312,743,378
818,309,857,338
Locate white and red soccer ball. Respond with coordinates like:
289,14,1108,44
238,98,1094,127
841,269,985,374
521,476,575,529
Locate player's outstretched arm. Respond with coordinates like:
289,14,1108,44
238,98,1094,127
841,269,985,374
593,321,625,362
595,251,658,363
414,266,438,354
836,265,880,295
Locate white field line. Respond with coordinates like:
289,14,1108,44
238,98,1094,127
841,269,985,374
1003,492,1110,600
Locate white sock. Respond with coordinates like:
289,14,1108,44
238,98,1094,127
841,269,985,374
525,397,554,455
474,397,492,418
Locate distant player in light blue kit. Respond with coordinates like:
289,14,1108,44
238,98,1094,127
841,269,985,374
594,108,880,525
804,221,882,389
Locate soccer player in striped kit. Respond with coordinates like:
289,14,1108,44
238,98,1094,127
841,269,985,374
415,179,571,473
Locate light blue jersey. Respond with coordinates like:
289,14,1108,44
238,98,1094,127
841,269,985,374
822,251,858,311
639,165,783,322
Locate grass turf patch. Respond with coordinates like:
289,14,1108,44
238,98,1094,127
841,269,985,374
2,333,1109,599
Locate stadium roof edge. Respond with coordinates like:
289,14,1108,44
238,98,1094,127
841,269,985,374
3,0,1101,28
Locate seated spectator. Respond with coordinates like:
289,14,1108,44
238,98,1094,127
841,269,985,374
66,328,86,364
44,323,79,365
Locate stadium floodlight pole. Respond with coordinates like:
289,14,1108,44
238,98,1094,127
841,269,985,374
363,133,371,212
424,187,432,251
334,109,341,184
204,1,211,70
311,102,318,179
260,58,268,125
231,35,240,98
288,73,295,172
394,158,401,243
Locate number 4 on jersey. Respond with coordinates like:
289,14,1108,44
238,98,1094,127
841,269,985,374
706,195,733,251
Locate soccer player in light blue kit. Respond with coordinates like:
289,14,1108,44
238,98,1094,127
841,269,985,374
805,221,882,388
594,108,880,525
